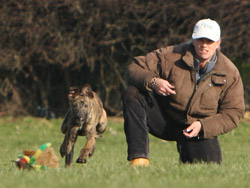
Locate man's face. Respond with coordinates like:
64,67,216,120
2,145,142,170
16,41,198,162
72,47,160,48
192,38,221,62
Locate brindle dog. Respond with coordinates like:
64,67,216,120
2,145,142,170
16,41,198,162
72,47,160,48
59,84,107,167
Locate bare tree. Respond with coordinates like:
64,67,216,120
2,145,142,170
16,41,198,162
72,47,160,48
0,0,249,116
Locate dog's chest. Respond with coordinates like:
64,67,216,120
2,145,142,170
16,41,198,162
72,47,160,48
75,119,87,136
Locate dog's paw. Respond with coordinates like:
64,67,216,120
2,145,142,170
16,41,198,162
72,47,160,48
76,157,87,164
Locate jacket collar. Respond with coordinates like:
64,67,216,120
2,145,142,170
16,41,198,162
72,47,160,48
182,44,195,68
211,51,227,75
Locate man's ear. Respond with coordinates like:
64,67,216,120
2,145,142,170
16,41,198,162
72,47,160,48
81,84,94,98
216,39,221,49
192,39,195,45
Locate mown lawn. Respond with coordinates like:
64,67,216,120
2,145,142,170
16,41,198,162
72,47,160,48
0,116,249,188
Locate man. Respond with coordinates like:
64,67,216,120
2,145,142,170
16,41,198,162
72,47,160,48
123,19,245,166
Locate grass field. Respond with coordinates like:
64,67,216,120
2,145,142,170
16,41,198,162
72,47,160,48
0,116,249,188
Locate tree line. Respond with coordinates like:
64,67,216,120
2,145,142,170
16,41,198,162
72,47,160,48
0,0,249,117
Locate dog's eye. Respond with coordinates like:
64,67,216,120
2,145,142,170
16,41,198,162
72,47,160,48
84,104,88,108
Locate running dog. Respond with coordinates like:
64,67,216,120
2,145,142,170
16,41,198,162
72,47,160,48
59,84,107,167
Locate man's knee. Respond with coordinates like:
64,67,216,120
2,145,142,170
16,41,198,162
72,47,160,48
177,137,222,164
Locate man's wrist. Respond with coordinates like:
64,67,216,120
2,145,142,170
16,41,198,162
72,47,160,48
150,77,159,89
197,120,204,139
198,120,203,131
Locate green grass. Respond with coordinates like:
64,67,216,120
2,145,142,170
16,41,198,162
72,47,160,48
0,116,250,188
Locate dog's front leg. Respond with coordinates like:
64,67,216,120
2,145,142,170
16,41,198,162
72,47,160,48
59,134,67,158
76,128,96,164
65,126,79,167
61,110,71,134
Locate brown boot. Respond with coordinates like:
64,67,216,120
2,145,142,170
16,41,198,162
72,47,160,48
131,158,149,167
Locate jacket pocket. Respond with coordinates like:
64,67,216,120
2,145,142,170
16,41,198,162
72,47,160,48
200,89,219,110
211,74,227,85
200,75,226,111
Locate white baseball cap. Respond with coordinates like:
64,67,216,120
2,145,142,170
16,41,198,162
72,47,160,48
192,19,221,41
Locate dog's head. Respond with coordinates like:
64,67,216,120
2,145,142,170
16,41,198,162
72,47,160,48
68,84,94,123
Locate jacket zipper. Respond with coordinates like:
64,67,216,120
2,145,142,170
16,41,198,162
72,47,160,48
186,71,213,117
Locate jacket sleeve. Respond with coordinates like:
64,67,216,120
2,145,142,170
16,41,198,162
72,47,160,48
200,70,245,139
125,48,167,91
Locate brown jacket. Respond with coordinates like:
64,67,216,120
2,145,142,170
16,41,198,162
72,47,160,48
125,42,245,139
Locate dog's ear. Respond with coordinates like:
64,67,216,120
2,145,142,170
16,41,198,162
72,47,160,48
68,87,80,99
81,84,94,98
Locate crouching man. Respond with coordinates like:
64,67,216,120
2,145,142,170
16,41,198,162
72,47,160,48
123,19,245,166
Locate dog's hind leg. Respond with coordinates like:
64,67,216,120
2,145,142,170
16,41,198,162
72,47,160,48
65,126,79,167
96,109,108,134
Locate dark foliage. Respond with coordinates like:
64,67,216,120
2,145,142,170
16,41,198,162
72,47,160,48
0,0,249,116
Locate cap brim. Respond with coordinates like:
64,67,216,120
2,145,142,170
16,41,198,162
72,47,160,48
192,32,219,42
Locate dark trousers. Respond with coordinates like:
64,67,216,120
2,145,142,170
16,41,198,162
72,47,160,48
123,86,222,164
